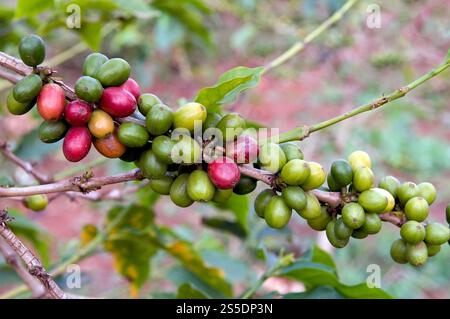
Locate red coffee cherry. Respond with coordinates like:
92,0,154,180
99,87,137,118
63,127,92,162
207,156,241,189
37,83,66,121
119,78,141,100
226,135,259,164
65,100,92,126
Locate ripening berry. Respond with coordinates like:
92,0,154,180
207,157,241,190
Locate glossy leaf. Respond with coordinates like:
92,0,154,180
15,0,53,18
176,283,209,299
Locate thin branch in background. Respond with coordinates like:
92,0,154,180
0,209,68,299
0,69,22,84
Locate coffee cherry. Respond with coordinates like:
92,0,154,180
348,150,371,172
307,206,332,231
446,204,450,224
360,213,382,234
334,218,353,240
301,162,325,191
150,135,175,164
36,83,65,121
65,100,92,126
342,203,365,229
280,159,311,186
203,112,222,131
376,188,395,213
254,189,275,218
406,242,428,267
351,227,369,239
326,173,341,192
212,189,233,204
19,34,46,66
119,148,143,163
120,78,141,99
216,113,246,142
39,120,68,143
138,93,162,116
139,150,167,179
99,87,136,118
390,239,408,264
146,103,174,135
13,74,43,103
331,159,353,187
24,194,48,212
326,220,349,248
117,122,149,148
75,76,103,103
358,188,388,214
258,143,286,174
187,170,215,202
149,176,174,195
282,186,307,211
171,135,202,164
296,193,321,220
207,157,240,190
426,243,441,257
417,182,436,205
93,130,126,158
264,196,292,229
279,142,304,161
63,127,92,162
82,53,108,78
379,175,400,197
397,182,420,206
404,197,429,222
173,102,207,133
424,222,450,245
400,221,425,244
353,167,374,192
6,91,34,115
170,174,194,208
96,58,131,87
233,176,257,195
88,109,115,138
226,135,259,164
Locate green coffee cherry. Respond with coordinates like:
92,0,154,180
353,167,374,192
138,93,162,116
187,170,215,202
146,104,174,135
75,76,103,103
327,173,341,192
358,188,388,214
334,218,353,240
417,182,436,205
330,159,353,187
254,189,275,218
24,194,48,212
400,221,425,244
258,143,286,174
348,150,371,172
216,113,246,142
173,102,207,133
282,186,307,211
397,182,420,206
13,74,43,103
280,159,310,186
360,213,382,234
233,176,257,195
390,239,408,264
307,206,331,231
446,204,450,224
203,112,222,131
301,162,325,191
96,58,131,86
149,176,174,195
38,120,68,143
326,220,349,248
171,135,202,165
82,53,108,78
6,91,34,115
351,227,369,239
118,122,149,148
152,135,176,164
139,150,168,179
379,175,400,197
264,196,292,229
296,193,321,220
341,203,365,229
19,34,46,67
404,197,429,222
170,174,194,208
279,142,304,161
424,223,450,245
426,243,441,257
212,189,233,204
406,242,428,267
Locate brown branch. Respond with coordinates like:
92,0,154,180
0,209,68,299
0,52,31,76
0,238,47,298
0,69,22,84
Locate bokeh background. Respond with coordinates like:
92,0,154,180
0,0,449,298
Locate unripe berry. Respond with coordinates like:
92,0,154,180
379,175,401,197
173,102,207,133
400,221,425,244
281,186,307,211
341,203,365,229
404,197,429,222
280,159,310,186
406,242,428,267
296,193,321,220
417,182,436,205
254,189,275,218
353,167,374,192
348,150,371,172
390,239,408,264
207,157,240,190
24,194,48,212
326,220,349,248
187,170,215,202
300,162,325,191
424,223,450,245
397,182,420,206
264,196,292,229
330,159,353,187
88,109,115,138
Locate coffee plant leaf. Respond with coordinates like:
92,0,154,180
214,193,250,233
202,218,247,238
15,0,53,19
176,283,209,299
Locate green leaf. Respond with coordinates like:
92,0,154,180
214,193,249,232
15,0,54,18
14,128,61,161
176,283,209,299
112,0,159,18
195,66,264,111
283,286,344,299
308,245,337,271
78,21,102,51
202,218,246,238
336,283,393,299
